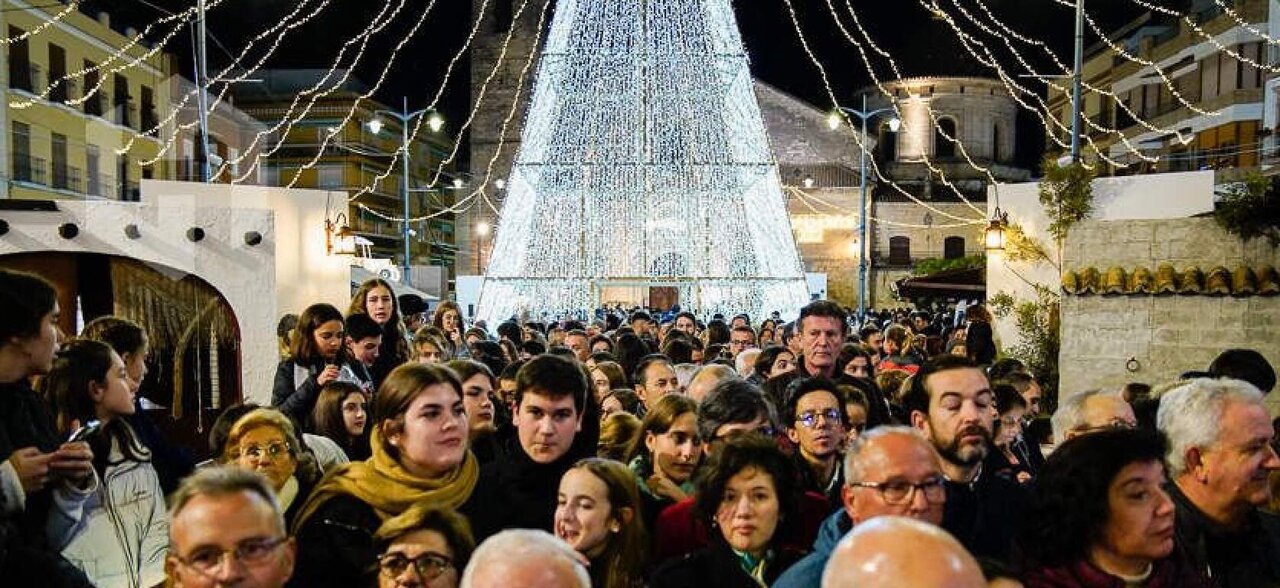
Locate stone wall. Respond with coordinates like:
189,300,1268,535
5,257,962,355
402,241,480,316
1059,217,1280,413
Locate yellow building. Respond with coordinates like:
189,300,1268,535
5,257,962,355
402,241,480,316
3,3,173,200
1048,0,1268,177
231,70,461,279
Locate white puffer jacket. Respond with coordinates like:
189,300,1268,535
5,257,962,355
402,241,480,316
53,423,168,588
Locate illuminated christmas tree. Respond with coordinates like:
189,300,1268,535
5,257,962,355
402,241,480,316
476,0,810,324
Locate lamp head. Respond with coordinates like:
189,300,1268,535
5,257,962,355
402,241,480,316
428,113,445,133
887,117,901,133
827,112,842,131
367,119,384,135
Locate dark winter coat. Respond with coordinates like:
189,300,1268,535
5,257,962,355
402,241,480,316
1167,481,1280,588
648,534,805,588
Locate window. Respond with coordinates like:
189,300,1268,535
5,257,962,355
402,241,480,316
12,122,32,182
8,27,31,92
878,122,897,162
494,0,514,32
113,74,130,128
944,236,965,259
991,124,1001,162
87,145,101,197
889,236,911,265
317,165,343,189
51,133,68,190
84,61,102,116
935,118,957,158
141,86,156,133
47,43,66,102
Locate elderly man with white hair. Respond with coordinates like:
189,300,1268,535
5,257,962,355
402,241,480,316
460,529,589,588
1158,378,1280,587
820,516,985,588
1051,389,1137,442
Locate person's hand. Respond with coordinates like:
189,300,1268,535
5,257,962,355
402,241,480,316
317,364,341,386
448,328,462,344
50,441,94,487
8,447,52,493
648,472,688,502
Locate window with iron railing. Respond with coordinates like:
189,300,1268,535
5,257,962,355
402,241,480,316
8,26,32,93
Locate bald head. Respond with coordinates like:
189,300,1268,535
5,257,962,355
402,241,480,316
822,516,984,588
687,364,736,403
460,529,589,588
843,426,946,526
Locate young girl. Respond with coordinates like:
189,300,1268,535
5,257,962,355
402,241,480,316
311,381,370,461
44,339,167,588
272,303,350,429
348,279,412,387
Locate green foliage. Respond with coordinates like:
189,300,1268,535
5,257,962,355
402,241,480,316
989,286,1061,407
913,255,985,276
1215,173,1280,246
1002,223,1055,268
1038,158,1096,245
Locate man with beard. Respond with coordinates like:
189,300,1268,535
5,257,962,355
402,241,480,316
903,355,1027,561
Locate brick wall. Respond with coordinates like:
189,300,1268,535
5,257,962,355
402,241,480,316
1059,217,1280,413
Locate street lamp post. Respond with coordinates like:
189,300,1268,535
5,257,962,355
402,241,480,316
367,97,445,286
475,221,490,274
828,94,900,323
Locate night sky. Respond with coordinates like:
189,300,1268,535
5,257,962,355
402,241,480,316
98,0,1162,167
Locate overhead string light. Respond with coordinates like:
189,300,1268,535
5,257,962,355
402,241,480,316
1,0,82,45
785,186,980,228
132,0,335,161
783,0,985,224
474,0,812,325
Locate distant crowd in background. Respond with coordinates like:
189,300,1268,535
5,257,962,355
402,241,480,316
1,267,1278,588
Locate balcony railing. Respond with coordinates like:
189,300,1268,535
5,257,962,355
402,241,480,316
51,165,81,192
13,154,46,185
8,63,40,93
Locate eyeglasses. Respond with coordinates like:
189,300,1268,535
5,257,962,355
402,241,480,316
714,425,776,441
240,442,291,461
379,551,453,580
848,476,946,505
1075,419,1137,434
175,536,289,574
796,408,842,429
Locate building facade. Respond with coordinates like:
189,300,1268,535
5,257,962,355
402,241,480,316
3,3,174,201
231,70,462,286
1047,0,1272,177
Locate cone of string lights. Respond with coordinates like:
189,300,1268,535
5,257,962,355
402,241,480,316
476,0,811,324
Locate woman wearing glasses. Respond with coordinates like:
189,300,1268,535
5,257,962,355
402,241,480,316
1018,428,1210,588
373,504,474,588
223,407,321,527
290,363,478,588
649,434,804,588
986,384,1034,485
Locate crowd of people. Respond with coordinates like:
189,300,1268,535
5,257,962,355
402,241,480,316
1,267,1278,588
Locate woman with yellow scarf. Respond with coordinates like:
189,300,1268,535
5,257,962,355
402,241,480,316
289,363,478,588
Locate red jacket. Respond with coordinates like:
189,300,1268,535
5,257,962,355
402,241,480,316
651,491,832,565
1023,558,1211,588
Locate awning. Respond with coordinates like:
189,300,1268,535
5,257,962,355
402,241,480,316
895,267,986,299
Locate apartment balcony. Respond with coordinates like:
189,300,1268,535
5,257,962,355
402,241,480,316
8,64,40,94
50,165,82,193
12,154,46,185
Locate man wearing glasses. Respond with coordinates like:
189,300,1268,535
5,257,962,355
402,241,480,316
166,467,295,588
773,426,947,588
903,355,1028,562
783,378,849,510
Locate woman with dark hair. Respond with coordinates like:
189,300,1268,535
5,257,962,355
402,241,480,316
43,339,168,587
555,458,648,588
432,300,467,358
752,345,795,382
626,395,702,532
272,303,350,428
445,359,504,466
312,381,371,461
703,319,730,346
590,361,628,403
837,343,875,381
614,334,649,386
349,278,412,386
0,269,99,587
291,363,479,588
649,434,804,587
987,384,1034,484
373,504,474,588
601,388,643,420
1018,428,1210,587
965,303,997,367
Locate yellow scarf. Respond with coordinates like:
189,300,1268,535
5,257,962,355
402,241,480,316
291,427,478,533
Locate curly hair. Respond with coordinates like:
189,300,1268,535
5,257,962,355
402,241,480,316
693,434,800,536
1016,427,1167,570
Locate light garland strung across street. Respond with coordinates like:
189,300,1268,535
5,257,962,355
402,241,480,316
475,0,812,325
920,0,1150,169
785,186,983,229
218,0,412,183
11,1,216,111
130,0,335,161
786,0,986,222
1,0,82,45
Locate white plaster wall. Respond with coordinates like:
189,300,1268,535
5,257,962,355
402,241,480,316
141,180,351,317
987,170,1217,359
0,199,278,402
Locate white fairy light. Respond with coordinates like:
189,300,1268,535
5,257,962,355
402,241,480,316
1,1,82,45
474,0,811,325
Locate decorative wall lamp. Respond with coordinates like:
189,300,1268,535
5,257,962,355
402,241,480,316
985,207,1009,252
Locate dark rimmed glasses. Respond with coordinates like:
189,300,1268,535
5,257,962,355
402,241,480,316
848,475,947,505
174,536,290,574
379,551,454,580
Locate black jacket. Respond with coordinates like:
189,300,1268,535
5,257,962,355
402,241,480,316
648,535,805,588
1167,482,1280,588
462,437,589,541
288,493,382,588
942,466,1029,563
